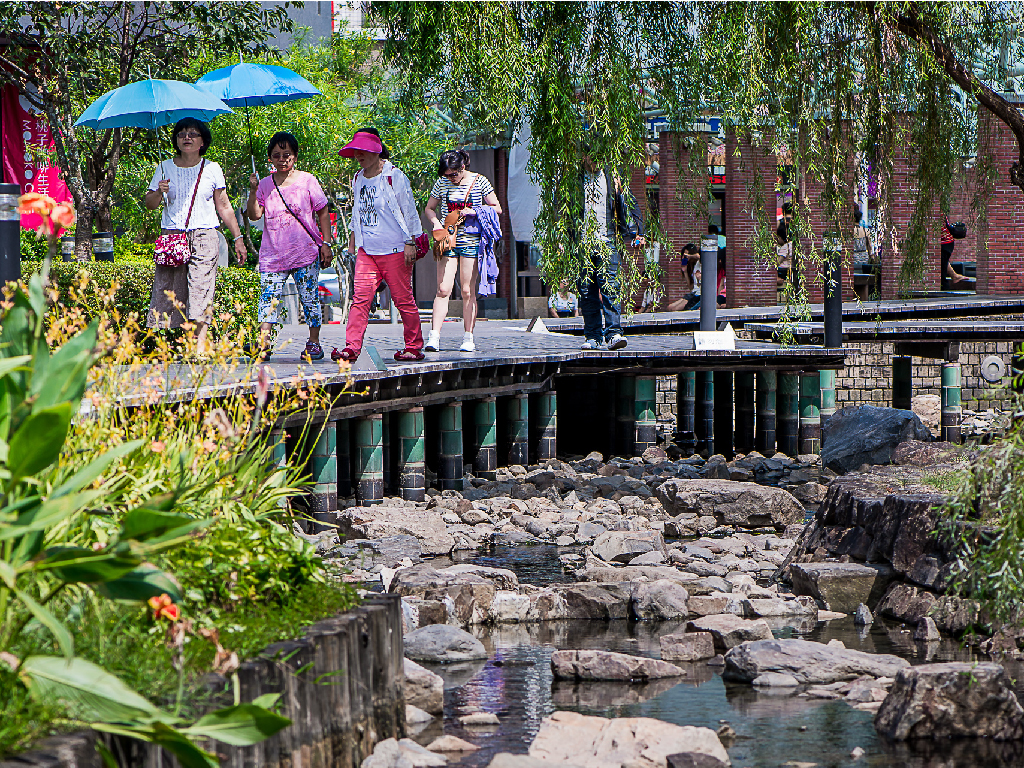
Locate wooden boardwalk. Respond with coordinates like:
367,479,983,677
746,320,1024,342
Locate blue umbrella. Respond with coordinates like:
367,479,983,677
195,59,321,170
75,79,233,130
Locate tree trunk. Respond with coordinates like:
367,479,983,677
74,207,93,261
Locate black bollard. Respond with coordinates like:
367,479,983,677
92,231,114,262
700,236,718,331
676,372,696,455
0,183,20,284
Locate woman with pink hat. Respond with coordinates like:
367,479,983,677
333,127,425,362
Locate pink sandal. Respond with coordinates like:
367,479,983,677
394,349,425,362
331,347,359,362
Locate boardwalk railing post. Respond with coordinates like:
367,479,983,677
676,371,696,455
778,372,800,457
756,370,777,455
268,426,287,470
941,361,962,444
337,418,351,498
310,421,338,532
713,371,733,458
536,390,558,461
397,407,426,502
356,413,383,506
823,232,843,349
634,376,656,457
799,371,822,455
616,375,636,457
697,371,714,457
508,394,529,466
439,402,464,491
892,356,913,411
700,236,718,331
474,397,498,480
734,372,755,454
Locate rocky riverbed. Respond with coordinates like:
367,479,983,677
312,406,1024,768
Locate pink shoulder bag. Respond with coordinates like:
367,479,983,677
154,159,205,267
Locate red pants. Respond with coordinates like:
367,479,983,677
345,248,423,354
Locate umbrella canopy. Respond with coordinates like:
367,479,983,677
194,62,321,107
75,79,233,130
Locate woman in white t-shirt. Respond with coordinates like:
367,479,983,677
143,118,246,351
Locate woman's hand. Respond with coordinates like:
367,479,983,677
461,207,476,217
319,243,334,268
249,173,259,190
157,179,170,195
233,237,247,265
404,242,416,265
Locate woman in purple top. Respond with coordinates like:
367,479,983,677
247,132,334,360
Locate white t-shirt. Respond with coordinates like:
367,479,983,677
148,158,226,231
583,170,609,243
352,171,407,255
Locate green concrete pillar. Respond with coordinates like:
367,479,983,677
507,394,529,466
439,402,463,491
756,370,777,455
697,372,714,457
355,413,383,506
819,369,837,425
616,376,636,457
675,371,696,455
397,407,425,502
474,397,497,480
941,362,962,444
713,371,733,458
336,418,351,498
778,373,800,457
634,376,657,457
799,371,822,456
734,373,756,454
893,356,913,411
535,390,558,461
268,426,287,470
309,421,337,531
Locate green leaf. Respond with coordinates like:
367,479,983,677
0,558,15,588
94,564,182,603
7,402,73,482
0,492,101,544
21,655,169,724
95,739,119,768
30,320,98,413
182,703,291,746
0,355,32,380
150,723,220,768
250,692,281,710
37,545,141,584
51,440,144,498
119,505,205,544
16,589,74,657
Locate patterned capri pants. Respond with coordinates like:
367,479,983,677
258,262,322,327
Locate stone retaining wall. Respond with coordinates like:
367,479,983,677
0,594,405,768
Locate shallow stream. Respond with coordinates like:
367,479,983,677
410,545,1024,768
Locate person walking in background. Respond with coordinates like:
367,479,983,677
941,215,969,289
334,127,425,362
548,280,579,318
577,160,645,350
424,149,502,353
246,131,334,361
144,117,246,352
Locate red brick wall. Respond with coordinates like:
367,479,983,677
976,110,1024,295
724,128,777,307
657,132,709,307
878,138,923,298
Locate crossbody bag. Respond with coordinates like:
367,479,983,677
272,176,332,267
154,159,204,267
433,173,478,261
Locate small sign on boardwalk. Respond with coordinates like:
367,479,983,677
694,323,736,351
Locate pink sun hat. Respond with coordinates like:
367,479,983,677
339,131,383,157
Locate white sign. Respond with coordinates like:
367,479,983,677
693,323,736,351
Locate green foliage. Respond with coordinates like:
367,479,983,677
19,231,49,263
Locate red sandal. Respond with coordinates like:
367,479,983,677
331,347,359,362
394,349,425,362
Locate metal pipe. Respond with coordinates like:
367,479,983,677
700,236,718,331
823,234,843,348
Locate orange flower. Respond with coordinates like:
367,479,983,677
150,440,165,453
17,192,54,217
51,202,76,229
148,593,180,621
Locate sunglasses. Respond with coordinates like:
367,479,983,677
443,169,463,179
177,131,202,139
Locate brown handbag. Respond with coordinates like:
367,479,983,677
432,173,478,261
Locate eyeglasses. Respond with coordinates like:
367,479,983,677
443,170,462,179
177,131,202,139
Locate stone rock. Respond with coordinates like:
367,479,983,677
752,672,800,687
529,711,730,768
685,614,773,652
789,562,891,613
404,625,488,663
667,756,730,768
631,579,690,621
551,649,686,681
657,480,804,529
660,632,715,662
404,657,444,714
487,755,583,768
406,704,434,724
460,712,501,725
579,565,694,587
558,583,632,620
892,439,973,467
591,530,666,564
344,535,423,565
643,446,670,464
913,616,940,641
361,738,447,768
820,406,932,474
427,736,480,753
723,639,909,684
630,550,667,565
791,482,827,506
911,394,941,432
875,662,1024,740
686,594,730,617
875,582,979,635
854,604,873,626
700,456,731,481
339,507,455,555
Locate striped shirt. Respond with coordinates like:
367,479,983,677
429,173,495,248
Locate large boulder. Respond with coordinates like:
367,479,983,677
550,650,686,681
528,711,730,768
390,564,520,626
338,506,455,555
557,583,632,620
361,738,447,768
660,632,716,662
789,562,893,612
656,480,804,529
685,615,773,652
591,530,666,564
630,580,689,621
820,405,932,474
404,624,488,663
875,662,1024,741
487,755,583,768
404,657,444,714
893,439,974,467
723,638,909,684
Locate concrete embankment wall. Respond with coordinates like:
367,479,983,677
0,594,405,768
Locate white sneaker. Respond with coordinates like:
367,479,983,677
581,338,601,350
460,333,476,352
606,333,627,350
424,330,440,352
